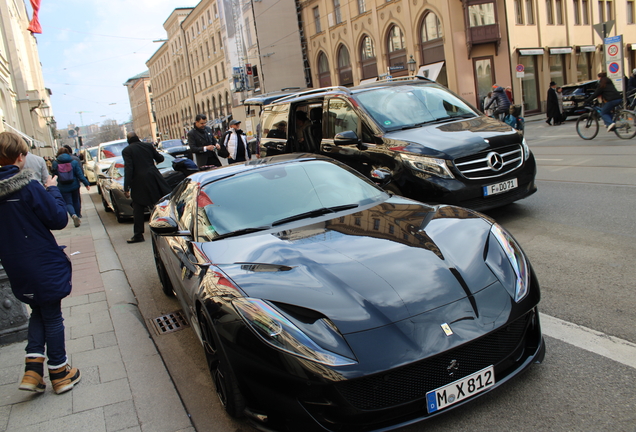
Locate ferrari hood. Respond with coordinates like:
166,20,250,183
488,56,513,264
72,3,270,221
203,200,501,334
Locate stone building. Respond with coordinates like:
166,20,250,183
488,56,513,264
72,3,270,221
297,0,636,114
0,0,56,155
124,71,157,143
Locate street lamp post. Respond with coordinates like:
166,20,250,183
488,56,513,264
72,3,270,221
408,55,417,76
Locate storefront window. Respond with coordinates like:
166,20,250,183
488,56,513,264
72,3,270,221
549,54,565,86
520,55,539,112
576,52,591,81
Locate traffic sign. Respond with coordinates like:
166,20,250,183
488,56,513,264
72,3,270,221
609,62,620,74
516,64,524,73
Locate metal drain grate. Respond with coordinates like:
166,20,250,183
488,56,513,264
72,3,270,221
150,310,190,335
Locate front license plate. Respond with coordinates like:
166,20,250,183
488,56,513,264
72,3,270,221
483,178,518,196
426,365,495,414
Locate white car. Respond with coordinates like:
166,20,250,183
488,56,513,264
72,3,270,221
93,139,128,194
81,146,99,184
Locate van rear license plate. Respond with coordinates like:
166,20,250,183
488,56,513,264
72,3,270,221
426,365,495,413
483,178,518,196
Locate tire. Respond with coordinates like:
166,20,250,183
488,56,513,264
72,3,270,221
576,113,599,140
199,312,245,418
613,110,636,139
152,239,175,297
112,195,125,223
102,194,112,212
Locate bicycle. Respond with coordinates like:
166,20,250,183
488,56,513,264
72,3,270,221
575,101,636,140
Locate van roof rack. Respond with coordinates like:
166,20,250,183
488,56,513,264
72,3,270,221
273,86,352,103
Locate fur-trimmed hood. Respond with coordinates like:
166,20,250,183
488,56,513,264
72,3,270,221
0,166,35,201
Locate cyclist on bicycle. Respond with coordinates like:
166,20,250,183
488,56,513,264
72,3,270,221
484,85,511,121
585,72,623,132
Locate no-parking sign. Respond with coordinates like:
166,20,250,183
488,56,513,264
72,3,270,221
604,35,624,91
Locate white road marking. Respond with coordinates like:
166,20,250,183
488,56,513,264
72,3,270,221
550,158,593,171
535,159,563,161
541,313,636,369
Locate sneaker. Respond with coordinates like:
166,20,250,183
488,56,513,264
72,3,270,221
19,356,46,393
607,123,616,132
49,364,81,394
72,214,81,228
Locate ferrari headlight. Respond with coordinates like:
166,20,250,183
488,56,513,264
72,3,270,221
400,153,454,179
489,223,530,302
233,298,356,366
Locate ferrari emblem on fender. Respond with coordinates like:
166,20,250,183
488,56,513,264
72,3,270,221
441,323,453,336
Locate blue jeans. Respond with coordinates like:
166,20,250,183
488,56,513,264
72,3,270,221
26,301,67,367
601,99,622,126
61,189,82,217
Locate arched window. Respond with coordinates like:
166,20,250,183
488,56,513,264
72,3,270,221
360,35,378,80
337,45,353,86
225,91,231,115
317,51,332,87
387,25,407,77
218,94,224,116
212,96,217,118
419,11,447,86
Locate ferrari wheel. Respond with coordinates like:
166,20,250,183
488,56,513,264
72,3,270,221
199,312,245,418
152,239,175,297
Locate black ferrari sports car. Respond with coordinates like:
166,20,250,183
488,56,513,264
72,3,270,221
149,154,545,432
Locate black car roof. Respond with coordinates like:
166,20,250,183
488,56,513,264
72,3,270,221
268,76,437,106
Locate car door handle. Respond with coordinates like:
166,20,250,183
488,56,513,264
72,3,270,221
322,144,333,152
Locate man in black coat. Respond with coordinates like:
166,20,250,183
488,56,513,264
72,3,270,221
122,132,171,243
546,81,560,126
187,114,228,168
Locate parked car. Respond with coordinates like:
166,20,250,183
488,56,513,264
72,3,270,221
98,153,181,222
158,138,191,159
149,154,545,432
561,79,598,118
93,139,129,194
258,77,537,212
81,146,99,184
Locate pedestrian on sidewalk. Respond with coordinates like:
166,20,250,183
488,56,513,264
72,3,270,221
122,131,172,244
219,119,250,164
187,114,229,168
23,152,49,185
51,147,90,227
0,131,81,395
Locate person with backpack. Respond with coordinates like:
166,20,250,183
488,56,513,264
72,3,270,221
219,119,251,164
0,132,82,395
484,85,511,120
51,147,90,227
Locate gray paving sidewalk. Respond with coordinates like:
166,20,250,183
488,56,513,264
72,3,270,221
0,189,194,432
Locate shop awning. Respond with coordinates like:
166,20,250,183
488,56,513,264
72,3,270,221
2,121,46,148
518,48,545,56
578,45,597,52
549,47,573,54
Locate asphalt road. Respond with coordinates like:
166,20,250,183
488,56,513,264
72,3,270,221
90,118,636,432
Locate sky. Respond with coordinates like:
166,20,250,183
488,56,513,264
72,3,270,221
30,0,195,130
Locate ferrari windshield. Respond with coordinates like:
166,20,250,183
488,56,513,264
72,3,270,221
198,160,385,239
356,84,477,131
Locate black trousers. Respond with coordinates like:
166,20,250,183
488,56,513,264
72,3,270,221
132,201,146,237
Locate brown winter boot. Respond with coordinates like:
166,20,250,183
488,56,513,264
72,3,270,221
48,364,81,394
19,356,46,393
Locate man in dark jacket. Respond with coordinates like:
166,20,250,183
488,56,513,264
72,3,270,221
0,131,81,395
484,85,511,120
546,81,560,126
187,114,229,168
122,132,172,243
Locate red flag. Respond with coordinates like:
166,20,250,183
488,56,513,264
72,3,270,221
27,0,42,34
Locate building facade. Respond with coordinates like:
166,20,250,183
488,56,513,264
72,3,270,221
0,0,56,155
124,71,157,142
298,0,636,115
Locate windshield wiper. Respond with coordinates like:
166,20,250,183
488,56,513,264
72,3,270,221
272,204,358,226
213,226,271,240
